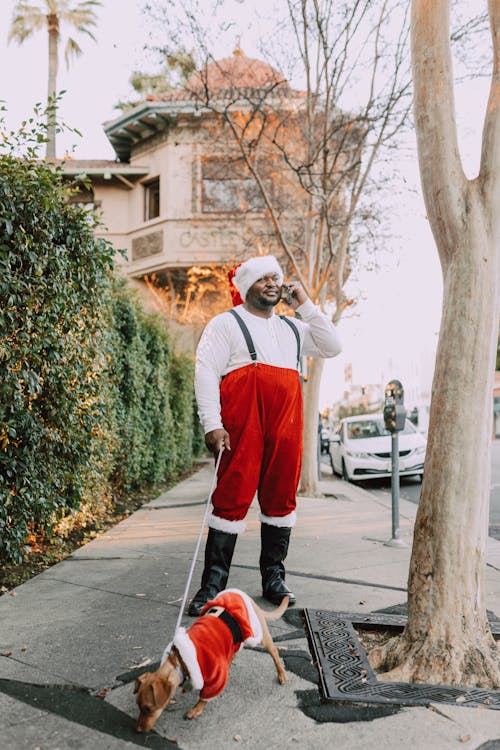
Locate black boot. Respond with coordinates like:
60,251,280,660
187,528,237,616
260,523,296,606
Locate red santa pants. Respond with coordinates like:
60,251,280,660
211,363,303,524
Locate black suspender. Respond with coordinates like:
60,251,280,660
228,309,257,362
228,309,301,369
280,315,301,370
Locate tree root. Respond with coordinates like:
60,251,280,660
367,632,500,689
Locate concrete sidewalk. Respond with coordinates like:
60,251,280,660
1,461,500,750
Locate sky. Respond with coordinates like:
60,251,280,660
0,0,491,408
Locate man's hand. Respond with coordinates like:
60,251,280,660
205,428,231,454
282,281,308,310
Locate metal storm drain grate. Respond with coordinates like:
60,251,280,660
304,608,500,710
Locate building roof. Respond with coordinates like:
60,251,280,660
59,159,149,187
103,101,203,162
154,50,290,100
103,50,295,162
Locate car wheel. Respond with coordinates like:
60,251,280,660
342,459,350,482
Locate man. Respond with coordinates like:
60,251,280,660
188,255,341,616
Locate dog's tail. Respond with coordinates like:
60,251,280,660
263,596,290,621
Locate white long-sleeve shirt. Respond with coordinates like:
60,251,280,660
195,300,342,433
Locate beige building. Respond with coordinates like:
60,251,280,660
60,48,361,336
61,51,308,292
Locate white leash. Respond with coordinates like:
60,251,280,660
172,446,224,637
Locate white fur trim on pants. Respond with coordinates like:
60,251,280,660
208,509,246,534
259,511,297,528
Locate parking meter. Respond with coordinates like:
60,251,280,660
383,379,406,433
383,379,407,548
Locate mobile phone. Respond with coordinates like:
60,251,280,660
281,284,294,305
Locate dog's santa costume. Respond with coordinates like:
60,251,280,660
189,256,341,615
164,589,263,700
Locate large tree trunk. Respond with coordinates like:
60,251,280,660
299,357,324,496
371,212,500,686
46,15,59,160
370,0,500,687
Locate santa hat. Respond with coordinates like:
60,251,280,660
230,255,283,304
227,264,244,306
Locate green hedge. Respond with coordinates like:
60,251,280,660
108,280,187,490
0,154,202,563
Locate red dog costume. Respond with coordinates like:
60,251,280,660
164,589,262,700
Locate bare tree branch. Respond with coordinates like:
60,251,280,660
479,0,500,222
411,0,468,257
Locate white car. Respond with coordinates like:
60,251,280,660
329,413,426,483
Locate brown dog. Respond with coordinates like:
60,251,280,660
134,588,288,733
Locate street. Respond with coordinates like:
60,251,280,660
351,441,500,542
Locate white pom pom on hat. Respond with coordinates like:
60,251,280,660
232,255,283,302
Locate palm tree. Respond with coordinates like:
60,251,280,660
8,1,101,159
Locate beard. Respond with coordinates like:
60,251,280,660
257,292,281,307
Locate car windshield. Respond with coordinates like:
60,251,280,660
346,418,415,439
